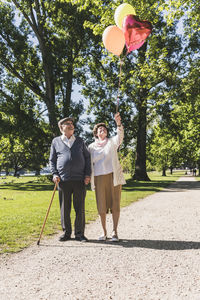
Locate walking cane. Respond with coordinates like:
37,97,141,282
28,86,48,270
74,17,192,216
37,182,58,245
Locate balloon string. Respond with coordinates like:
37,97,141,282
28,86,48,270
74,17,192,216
116,57,123,113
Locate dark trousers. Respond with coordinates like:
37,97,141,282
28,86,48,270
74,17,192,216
58,180,86,237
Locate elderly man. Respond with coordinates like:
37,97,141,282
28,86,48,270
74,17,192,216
49,117,91,242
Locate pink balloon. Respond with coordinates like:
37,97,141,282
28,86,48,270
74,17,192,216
102,25,125,56
128,40,145,51
122,15,152,52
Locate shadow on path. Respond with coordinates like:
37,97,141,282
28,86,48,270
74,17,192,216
38,239,200,251
159,180,200,192
123,177,200,193
88,239,200,250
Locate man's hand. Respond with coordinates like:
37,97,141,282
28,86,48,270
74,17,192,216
53,176,60,183
84,176,91,185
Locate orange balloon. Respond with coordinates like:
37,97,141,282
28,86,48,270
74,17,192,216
102,25,125,56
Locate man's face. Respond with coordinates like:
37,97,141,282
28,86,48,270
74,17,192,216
61,120,74,137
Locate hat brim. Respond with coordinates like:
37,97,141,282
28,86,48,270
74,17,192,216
58,117,74,127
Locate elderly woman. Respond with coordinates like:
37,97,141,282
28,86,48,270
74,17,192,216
88,113,126,242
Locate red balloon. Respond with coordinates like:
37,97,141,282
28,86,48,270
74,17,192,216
122,15,152,52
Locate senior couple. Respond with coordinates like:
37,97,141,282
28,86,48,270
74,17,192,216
49,113,126,243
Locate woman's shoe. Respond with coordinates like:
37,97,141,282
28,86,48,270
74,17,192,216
98,235,107,241
111,232,119,242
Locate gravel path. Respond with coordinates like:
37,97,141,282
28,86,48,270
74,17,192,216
1,176,200,300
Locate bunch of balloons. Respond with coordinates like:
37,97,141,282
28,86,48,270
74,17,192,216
103,3,152,56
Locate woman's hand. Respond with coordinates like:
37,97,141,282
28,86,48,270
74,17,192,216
114,112,121,126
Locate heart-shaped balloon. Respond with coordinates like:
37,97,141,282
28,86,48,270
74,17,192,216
122,15,152,52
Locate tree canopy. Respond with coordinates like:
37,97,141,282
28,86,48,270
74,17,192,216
0,0,199,177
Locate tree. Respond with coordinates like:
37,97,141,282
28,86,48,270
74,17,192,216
72,0,187,180
0,0,98,135
119,148,135,174
148,53,200,176
0,79,49,174
1,0,199,179
147,124,182,176
71,0,200,180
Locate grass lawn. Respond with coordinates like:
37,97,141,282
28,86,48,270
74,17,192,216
0,170,184,254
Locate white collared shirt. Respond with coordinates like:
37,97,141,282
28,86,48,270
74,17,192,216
61,134,76,148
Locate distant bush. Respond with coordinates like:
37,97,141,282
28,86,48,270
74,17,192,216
37,175,53,183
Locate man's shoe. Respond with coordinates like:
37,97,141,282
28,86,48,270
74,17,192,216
59,233,71,242
75,235,88,242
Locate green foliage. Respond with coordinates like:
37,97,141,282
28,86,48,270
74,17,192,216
0,0,199,176
119,148,135,174
0,0,99,133
76,0,187,179
147,124,182,172
75,0,200,178
0,80,50,173
147,55,200,172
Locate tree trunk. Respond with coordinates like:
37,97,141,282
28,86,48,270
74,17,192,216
34,11,59,136
63,50,73,117
170,167,173,174
14,166,19,177
46,98,59,136
35,170,40,176
132,99,150,181
162,167,166,176
132,42,150,181
42,51,58,135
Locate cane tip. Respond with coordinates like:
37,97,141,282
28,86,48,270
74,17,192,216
37,240,40,245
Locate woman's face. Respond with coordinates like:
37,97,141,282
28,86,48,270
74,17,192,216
97,126,107,140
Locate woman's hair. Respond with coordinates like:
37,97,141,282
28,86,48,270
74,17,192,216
93,123,109,138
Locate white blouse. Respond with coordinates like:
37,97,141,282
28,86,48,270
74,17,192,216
88,126,126,189
92,142,113,176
